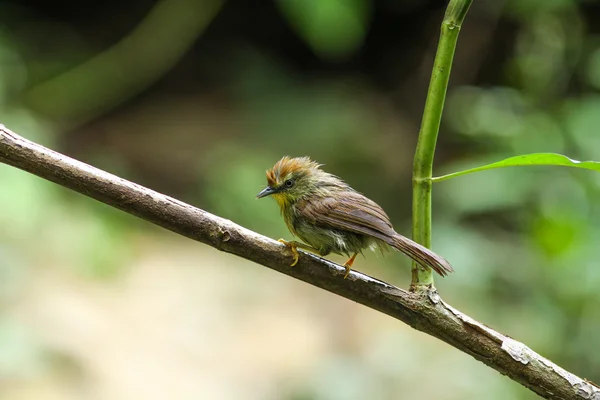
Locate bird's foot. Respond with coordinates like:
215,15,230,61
342,264,351,279
278,239,299,267
342,253,358,279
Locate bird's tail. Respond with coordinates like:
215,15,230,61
387,233,454,277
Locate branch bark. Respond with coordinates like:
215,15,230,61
0,125,598,400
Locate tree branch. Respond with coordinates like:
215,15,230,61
0,124,598,400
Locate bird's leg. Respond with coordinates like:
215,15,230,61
277,239,318,267
342,253,358,279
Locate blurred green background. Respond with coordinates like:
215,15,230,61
1,0,599,399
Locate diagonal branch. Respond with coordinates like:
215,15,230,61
0,124,598,400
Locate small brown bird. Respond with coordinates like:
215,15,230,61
257,156,453,278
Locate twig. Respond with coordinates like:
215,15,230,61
0,125,598,400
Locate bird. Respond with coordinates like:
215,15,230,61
256,156,453,278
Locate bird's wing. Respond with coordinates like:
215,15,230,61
299,191,395,240
298,191,454,276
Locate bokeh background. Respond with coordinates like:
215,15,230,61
1,0,599,399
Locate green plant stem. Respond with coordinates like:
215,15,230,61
412,0,472,289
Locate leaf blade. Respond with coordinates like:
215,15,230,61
432,153,600,183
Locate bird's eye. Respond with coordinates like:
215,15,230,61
284,179,294,188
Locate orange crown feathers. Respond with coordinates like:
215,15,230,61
266,156,322,186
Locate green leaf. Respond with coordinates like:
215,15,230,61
275,0,371,61
432,153,600,183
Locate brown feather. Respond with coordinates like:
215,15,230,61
266,156,321,186
298,192,395,238
297,192,454,276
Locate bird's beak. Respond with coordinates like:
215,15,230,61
256,186,276,199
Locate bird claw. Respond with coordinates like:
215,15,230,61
278,239,299,267
342,253,357,279
342,265,351,279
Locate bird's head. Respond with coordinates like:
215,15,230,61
257,156,337,208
